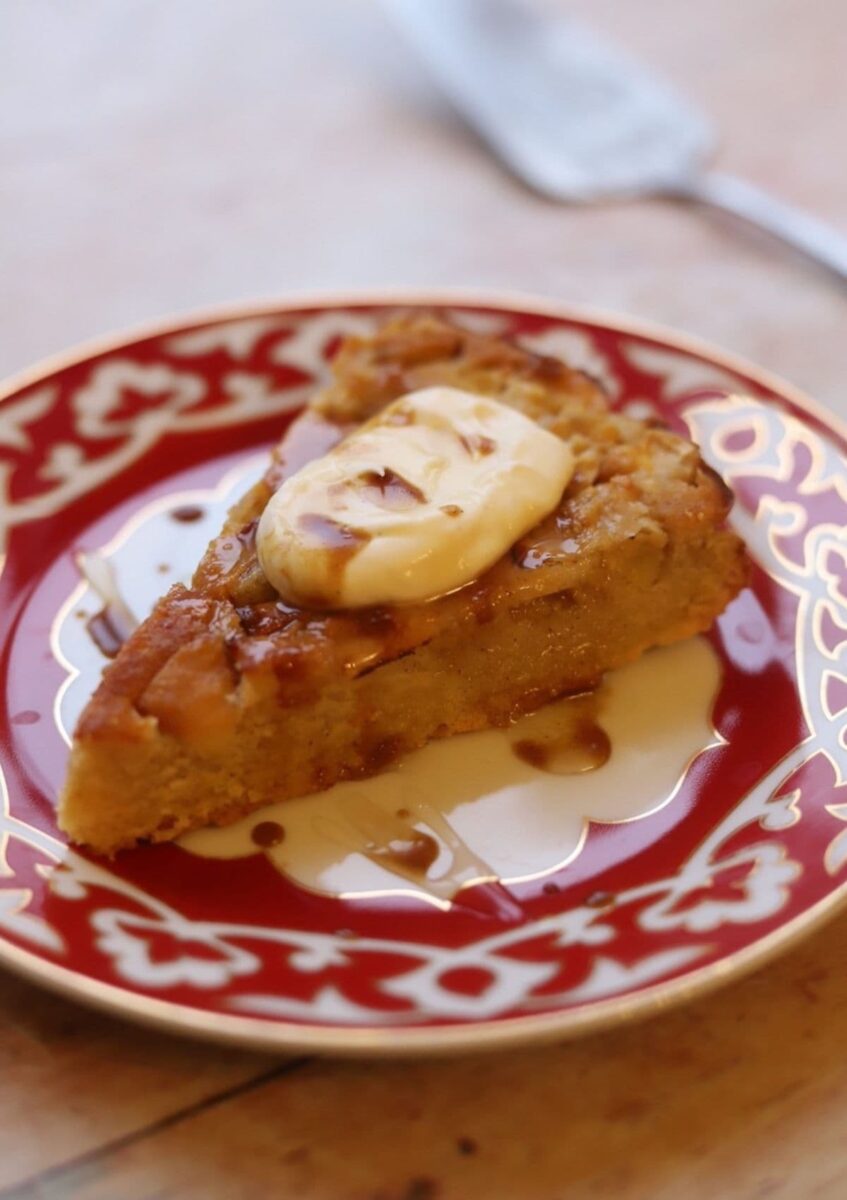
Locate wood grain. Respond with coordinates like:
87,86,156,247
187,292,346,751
1,0,846,1196
0,971,281,1192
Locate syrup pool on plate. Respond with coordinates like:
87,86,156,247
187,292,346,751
181,635,721,904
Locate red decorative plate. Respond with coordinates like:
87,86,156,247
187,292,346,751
1,292,845,1056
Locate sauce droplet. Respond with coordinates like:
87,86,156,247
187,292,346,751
440,504,463,517
170,505,205,523
251,820,286,848
585,890,616,909
11,710,40,726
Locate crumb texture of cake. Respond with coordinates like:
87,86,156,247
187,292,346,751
59,314,748,854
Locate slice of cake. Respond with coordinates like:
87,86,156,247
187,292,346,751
59,314,747,854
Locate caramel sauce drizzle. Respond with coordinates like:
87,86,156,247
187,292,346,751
298,512,371,553
86,609,135,660
292,791,499,896
76,552,139,660
509,693,611,776
367,831,440,874
356,466,427,511
265,412,350,492
293,512,373,608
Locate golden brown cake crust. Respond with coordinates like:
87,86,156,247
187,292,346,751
62,314,749,852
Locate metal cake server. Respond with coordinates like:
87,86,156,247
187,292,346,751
388,0,847,284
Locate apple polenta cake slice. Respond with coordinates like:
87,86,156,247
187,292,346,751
59,314,747,853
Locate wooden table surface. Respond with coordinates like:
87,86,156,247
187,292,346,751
2,2,847,1197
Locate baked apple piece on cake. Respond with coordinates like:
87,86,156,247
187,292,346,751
59,315,748,853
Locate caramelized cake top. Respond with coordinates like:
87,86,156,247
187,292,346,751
78,314,738,739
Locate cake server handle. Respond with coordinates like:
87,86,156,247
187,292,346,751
672,170,847,286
